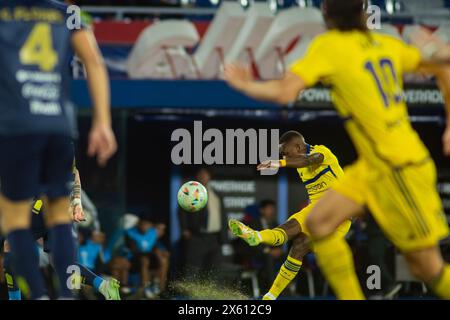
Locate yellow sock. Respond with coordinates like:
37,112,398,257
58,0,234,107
312,232,365,300
431,265,450,299
259,228,287,246
266,255,302,299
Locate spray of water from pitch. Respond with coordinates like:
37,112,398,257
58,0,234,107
170,272,249,300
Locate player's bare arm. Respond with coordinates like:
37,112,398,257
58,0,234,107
71,29,117,166
257,153,324,171
224,64,306,105
411,27,450,66
71,167,85,222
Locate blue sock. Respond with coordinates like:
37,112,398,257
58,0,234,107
3,252,21,300
75,262,104,292
6,229,46,299
50,224,76,298
93,277,104,292
8,290,22,300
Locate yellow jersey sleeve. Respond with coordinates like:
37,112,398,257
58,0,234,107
311,145,333,165
312,145,344,178
289,34,335,87
399,41,422,73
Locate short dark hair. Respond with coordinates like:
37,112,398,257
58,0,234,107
280,131,304,145
260,199,276,209
322,0,368,32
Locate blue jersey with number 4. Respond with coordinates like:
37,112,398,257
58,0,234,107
0,0,79,137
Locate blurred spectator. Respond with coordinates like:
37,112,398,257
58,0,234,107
152,223,170,294
103,213,137,296
179,168,228,280
78,228,105,271
77,228,107,299
124,215,169,298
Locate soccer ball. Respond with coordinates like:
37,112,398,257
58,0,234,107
177,181,208,213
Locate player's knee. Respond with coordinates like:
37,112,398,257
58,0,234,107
407,259,442,284
405,248,445,283
1,205,32,233
407,262,431,282
305,213,333,239
44,197,71,226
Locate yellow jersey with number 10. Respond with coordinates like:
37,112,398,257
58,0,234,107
297,144,344,203
290,31,429,170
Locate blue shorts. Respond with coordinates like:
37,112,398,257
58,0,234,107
0,134,74,201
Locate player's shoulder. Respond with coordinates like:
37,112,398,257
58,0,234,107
311,144,331,154
372,32,409,49
309,31,341,47
311,144,338,159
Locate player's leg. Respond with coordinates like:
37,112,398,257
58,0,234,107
305,190,366,300
263,234,310,300
75,262,121,300
403,247,450,299
0,135,47,299
42,135,77,298
229,218,301,247
3,240,21,300
382,161,450,299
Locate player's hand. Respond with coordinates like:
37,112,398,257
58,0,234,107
257,160,281,171
71,203,86,223
224,63,253,91
443,125,450,156
410,27,445,57
88,123,117,167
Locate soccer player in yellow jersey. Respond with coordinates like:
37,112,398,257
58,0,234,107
225,0,450,300
229,130,351,300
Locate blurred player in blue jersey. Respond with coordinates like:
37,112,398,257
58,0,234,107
0,0,117,299
3,164,121,300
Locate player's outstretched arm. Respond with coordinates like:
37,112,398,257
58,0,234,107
257,153,324,171
284,153,324,168
411,27,450,67
224,64,306,105
71,29,117,166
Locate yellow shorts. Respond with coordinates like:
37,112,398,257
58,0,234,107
333,159,449,252
289,202,352,238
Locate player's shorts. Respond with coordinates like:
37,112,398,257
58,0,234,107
289,201,352,238
333,158,449,252
0,134,74,201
